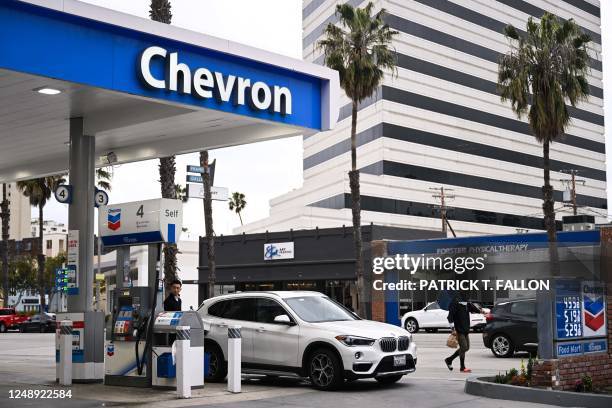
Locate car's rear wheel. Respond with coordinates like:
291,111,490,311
205,344,227,382
40,325,46,333
0,323,6,333
308,348,343,390
404,318,419,333
19,326,25,333
491,334,513,358
375,374,403,385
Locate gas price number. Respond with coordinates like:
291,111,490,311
556,295,582,339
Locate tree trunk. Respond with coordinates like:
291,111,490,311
238,212,243,226
159,156,179,293
542,140,559,275
152,3,177,295
1,184,9,305
200,151,216,299
349,100,365,317
38,204,46,310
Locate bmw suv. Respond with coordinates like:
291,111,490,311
199,291,417,390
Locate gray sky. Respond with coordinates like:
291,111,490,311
43,0,612,235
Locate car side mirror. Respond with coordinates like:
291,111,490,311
273,314,294,325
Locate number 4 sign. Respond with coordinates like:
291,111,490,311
54,185,73,204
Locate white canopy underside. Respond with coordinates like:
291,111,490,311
0,68,306,182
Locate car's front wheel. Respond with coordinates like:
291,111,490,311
404,318,419,333
308,348,344,390
205,344,227,382
375,374,403,385
491,334,513,358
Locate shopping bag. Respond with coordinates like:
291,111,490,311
446,332,458,348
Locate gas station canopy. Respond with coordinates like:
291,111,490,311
0,0,340,182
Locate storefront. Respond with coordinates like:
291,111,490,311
371,227,603,326
195,225,443,314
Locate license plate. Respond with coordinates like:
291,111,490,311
393,355,406,367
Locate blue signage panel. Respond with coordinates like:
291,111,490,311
187,165,205,174
186,175,203,183
0,1,323,130
584,340,607,354
556,342,583,357
555,280,583,340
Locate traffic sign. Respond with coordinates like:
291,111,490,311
186,175,203,183
186,184,228,201
186,159,216,184
94,189,109,207
186,165,204,174
54,185,73,204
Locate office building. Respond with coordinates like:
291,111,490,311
239,0,605,237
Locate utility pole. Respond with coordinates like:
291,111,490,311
430,186,456,237
1,183,10,306
560,170,585,216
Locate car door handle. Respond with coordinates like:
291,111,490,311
257,327,265,333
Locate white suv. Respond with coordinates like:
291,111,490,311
199,291,417,390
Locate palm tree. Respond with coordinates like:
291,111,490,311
96,167,113,192
318,2,398,316
498,13,591,274
150,0,179,292
200,150,216,298
16,175,65,310
228,192,247,226
1,184,9,306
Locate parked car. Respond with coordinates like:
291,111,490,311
400,301,486,333
482,298,538,357
0,308,29,333
199,291,417,390
467,300,492,314
19,313,56,333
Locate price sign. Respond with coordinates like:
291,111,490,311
556,295,582,339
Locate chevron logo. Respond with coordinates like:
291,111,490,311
584,296,605,332
107,210,121,231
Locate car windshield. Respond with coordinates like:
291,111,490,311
284,296,357,323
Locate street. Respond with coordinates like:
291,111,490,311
0,331,556,408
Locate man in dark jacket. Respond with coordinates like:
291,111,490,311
444,295,479,372
163,279,182,312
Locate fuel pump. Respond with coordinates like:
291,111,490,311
99,199,183,388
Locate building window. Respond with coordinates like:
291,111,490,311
59,239,64,252
46,240,52,250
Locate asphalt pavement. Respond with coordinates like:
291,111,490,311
0,331,556,408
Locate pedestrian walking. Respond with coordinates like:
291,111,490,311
444,294,479,373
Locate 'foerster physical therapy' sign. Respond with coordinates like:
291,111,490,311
140,46,292,115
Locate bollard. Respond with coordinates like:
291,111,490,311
175,326,191,399
59,320,73,386
227,325,241,393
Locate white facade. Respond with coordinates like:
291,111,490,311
0,183,31,241
31,219,68,257
238,0,605,237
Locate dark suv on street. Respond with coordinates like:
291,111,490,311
482,298,537,357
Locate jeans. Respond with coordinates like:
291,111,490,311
447,332,470,369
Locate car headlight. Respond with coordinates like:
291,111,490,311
335,335,376,347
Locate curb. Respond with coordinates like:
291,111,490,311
464,376,612,408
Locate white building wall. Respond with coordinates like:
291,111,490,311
238,0,605,236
